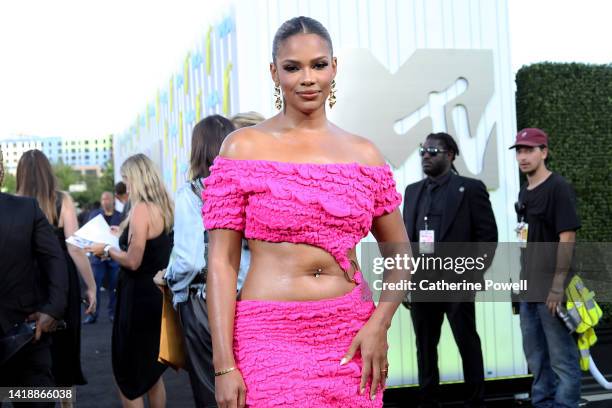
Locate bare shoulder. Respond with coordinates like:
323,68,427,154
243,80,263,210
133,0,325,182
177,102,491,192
219,124,272,160
58,191,77,228
130,201,150,221
338,130,386,167
59,191,76,216
134,201,165,226
60,191,74,206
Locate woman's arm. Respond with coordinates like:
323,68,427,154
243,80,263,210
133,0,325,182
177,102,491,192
164,186,205,304
62,194,97,315
208,229,241,367
87,202,149,271
204,133,257,407
368,209,411,325
341,139,411,399
108,203,148,270
341,209,411,399
208,228,247,407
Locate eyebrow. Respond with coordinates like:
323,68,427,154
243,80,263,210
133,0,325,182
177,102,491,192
280,56,329,64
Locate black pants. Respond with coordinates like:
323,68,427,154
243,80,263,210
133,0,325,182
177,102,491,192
410,302,485,408
0,336,56,408
178,292,217,408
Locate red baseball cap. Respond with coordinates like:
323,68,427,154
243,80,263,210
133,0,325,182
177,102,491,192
509,128,548,149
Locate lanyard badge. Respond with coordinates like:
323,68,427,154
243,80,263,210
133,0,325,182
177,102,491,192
516,220,528,248
514,199,528,248
419,216,435,254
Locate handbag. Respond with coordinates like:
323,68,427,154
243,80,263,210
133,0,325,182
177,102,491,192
158,286,186,370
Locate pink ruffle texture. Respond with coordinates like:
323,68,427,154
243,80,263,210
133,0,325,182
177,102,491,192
202,157,402,271
234,272,383,407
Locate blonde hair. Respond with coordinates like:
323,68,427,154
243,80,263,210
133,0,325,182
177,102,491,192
231,111,265,129
120,154,173,233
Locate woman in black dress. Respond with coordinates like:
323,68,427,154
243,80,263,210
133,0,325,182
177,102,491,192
16,150,97,398
87,153,173,408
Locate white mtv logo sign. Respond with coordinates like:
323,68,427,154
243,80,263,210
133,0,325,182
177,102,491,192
330,49,499,189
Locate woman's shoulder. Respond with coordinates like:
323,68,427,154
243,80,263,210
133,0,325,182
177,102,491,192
130,201,158,221
334,129,387,167
131,201,166,231
220,120,387,167
58,190,76,213
219,123,273,160
56,190,67,204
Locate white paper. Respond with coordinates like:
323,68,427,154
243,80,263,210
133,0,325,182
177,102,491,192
66,235,94,249
66,214,119,248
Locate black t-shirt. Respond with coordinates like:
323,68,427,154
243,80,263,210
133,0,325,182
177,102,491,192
519,172,581,300
103,213,113,225
521,172,581,243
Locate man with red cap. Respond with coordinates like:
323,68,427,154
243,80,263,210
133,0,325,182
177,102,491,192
511,128,582,408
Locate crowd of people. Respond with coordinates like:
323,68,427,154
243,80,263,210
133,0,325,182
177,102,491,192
0,16,582,408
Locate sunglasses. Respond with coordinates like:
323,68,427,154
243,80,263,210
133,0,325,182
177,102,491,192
419,146,448,157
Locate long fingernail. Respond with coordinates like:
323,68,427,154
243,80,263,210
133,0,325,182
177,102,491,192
359,388,365,395
371,394,376,400
339,357,348,365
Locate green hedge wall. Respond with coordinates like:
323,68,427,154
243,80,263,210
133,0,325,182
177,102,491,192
515,62,612,324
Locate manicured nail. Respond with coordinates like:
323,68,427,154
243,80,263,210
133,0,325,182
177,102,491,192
371,394,376,400
340,357,348,365
360,388,365,395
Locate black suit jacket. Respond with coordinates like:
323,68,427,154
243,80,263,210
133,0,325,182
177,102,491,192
403,173,498,289
403,173,497,243
0,193,68,335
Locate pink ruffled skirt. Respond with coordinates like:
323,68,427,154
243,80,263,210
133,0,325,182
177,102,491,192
233,272,383,407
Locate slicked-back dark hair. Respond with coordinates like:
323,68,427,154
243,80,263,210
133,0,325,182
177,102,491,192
190,115,235,180
272,16,333,63
426,132,461,174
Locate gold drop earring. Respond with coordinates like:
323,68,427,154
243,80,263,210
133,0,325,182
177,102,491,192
274,84,282,110
328,79,337,109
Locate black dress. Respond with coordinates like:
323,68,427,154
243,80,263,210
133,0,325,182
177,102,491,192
112,226,171,400
51,192,87,386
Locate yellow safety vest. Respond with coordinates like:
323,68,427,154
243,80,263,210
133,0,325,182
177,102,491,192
565,275,603,371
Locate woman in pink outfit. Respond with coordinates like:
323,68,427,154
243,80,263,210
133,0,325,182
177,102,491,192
203,16,410,408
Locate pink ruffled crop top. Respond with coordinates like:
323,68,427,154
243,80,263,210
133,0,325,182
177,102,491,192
202,157,402,271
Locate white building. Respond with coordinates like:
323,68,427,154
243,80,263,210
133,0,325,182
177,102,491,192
1,135,113,175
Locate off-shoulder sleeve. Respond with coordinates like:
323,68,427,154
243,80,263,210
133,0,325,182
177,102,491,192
373,165,402,217
202,159,246,232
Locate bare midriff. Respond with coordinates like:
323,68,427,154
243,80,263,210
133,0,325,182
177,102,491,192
237,240,358,301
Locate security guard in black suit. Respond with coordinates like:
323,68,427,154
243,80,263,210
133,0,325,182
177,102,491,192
0,146,68,401
403,133,497,408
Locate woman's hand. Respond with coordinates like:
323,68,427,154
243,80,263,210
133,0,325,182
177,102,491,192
215,369,247,408
110,225,121,237
153,269,167,294
340,319,389,400
83,286,97,315
85,243,106,258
